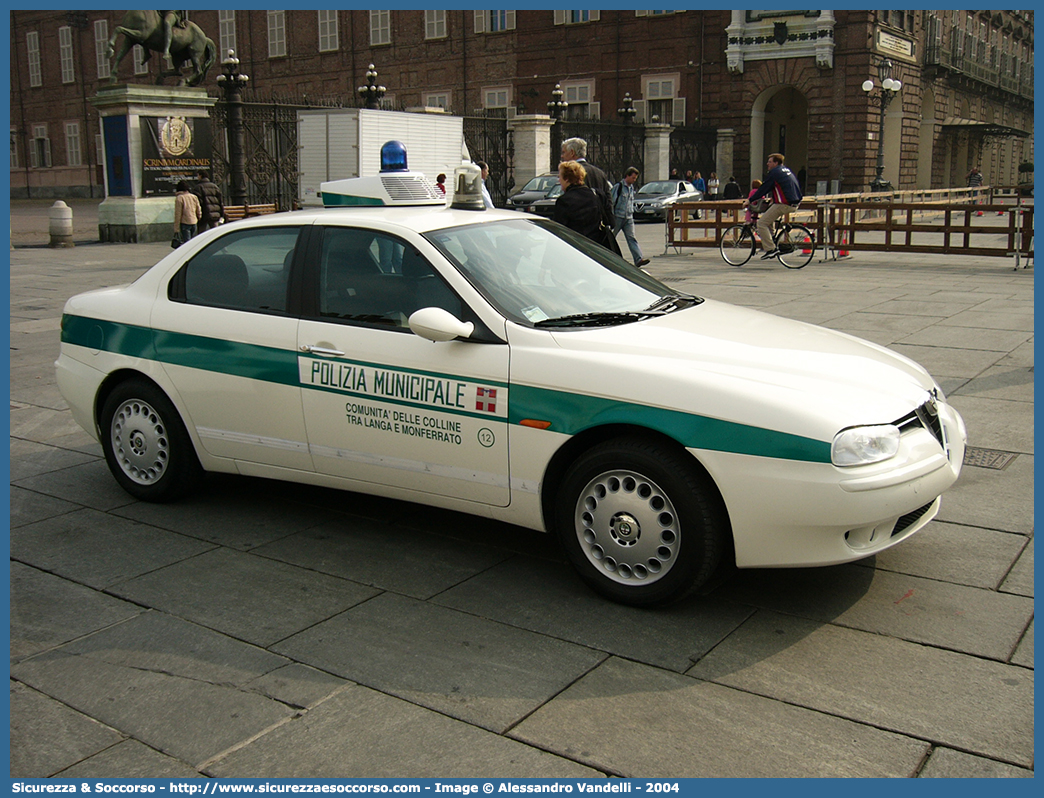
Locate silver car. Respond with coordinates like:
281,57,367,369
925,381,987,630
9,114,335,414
633,180,703,220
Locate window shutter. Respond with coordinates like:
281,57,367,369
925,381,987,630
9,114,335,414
633,99,646,123
591,11,600,22
635,10,648,17
506,11,516,30
474,11,486,34
673,98,686,126
554,11,566,25
589,101,600,120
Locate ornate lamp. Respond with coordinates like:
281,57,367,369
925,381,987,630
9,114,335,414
216,50,250,205
358,64,386,111
861,58,902,192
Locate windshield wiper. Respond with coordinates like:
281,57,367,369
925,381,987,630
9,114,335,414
643,293,700,313
534,310,664,328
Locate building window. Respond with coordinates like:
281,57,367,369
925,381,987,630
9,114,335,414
133,44,148,75
425,93,450,110
95,133,104,168
65,122,82,167
554,11,600,25
219,10,236,58
11,127,20,169
59,26,75,84
318,10,338,52
370,10,391,45
30,124,51,168
268,11,286,58
27,31,42,87
94,20,110,80
425,11,447,39
475,11,516,33
643,77,678,124
562,82,593,120
483,87,511,116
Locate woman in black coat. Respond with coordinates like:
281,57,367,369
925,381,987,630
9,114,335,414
552,160,605,246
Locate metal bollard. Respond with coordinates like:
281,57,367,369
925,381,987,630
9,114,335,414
48,200,75,248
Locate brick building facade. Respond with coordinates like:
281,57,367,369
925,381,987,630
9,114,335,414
10,9,1034,199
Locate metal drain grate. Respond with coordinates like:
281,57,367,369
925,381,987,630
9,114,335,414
963,447,1019,470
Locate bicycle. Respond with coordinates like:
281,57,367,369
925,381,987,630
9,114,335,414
719,209,815,269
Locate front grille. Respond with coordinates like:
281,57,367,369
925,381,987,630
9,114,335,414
891,501,935,537
895,399,945,448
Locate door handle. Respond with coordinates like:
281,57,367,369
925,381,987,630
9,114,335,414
300,345,346,357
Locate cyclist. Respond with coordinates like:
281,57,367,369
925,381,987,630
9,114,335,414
745,152,803,259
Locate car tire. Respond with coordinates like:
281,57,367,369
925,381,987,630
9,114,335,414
100,378,204,502
555,436,728,606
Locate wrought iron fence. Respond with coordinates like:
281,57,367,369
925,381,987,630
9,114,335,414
669,126,718,183
463,115,512,206
558,119,644,183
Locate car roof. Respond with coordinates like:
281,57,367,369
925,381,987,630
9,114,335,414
223,205,535,235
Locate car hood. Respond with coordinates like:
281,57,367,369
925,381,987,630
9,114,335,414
526,299,937,441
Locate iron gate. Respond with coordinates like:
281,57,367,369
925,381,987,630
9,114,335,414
211,93,345,210
558,119,644,183
669,126,717,183
463,115,512,207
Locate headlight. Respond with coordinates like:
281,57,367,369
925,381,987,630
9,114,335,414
831,425,901,467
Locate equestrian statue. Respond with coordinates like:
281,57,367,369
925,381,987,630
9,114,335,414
107,10,217,87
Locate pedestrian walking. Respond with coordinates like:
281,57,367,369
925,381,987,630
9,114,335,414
693,171,707,194
968,167,984,214
610,167,650,268
554,160,616,252
723,176,743,200
193,170,225,233
173,180,202,245
560,137,612,216
745,153,803,258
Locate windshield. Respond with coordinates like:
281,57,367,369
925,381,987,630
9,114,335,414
638,182,677,196
424,218,690,326
522,175,557,192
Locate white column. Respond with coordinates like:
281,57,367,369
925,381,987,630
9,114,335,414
643,123,674,181
507,114,556,188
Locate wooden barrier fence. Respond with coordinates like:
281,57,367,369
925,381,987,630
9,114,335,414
223,203,279,222
666,187,1034,269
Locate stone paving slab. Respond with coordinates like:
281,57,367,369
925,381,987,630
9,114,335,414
948,394,1035,454
897,324,1033,352
12,507,215,590
243,663,350,711
938,308,1035,331
867,520,1029,589
275,592,606,733
1011,620,1033,669
9,404,98,452
205,684,602,778
687,611,1034,767
113,474,339,551
10,681,124,778
510,657,929,777
956,364,1034,402
12,612,296,768
887,343,1006,380
252,513,513,599
936,454,1033,535
919,747,1034,778
13,459,139,512
10,485,81,528
57,739,205,779
714,563,1033,661
111,547,380,647
434,555,754,672
1000,537,1034,598
10,561,144,662
9,438,99,482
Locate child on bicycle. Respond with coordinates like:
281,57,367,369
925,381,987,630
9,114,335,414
745,179,762,226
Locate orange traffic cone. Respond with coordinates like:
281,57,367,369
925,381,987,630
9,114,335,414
976,209,984,216
802,235,813,255
839,229,850,258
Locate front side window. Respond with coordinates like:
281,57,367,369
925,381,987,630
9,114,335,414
317,227,460,329
484,87,510,116
174,227,302,314
425,10,447,39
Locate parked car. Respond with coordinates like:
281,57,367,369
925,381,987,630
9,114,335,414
633,180,703,221
525,183,563,217
56,174,965,607
508,173,560,210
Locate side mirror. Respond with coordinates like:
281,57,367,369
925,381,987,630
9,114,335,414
408,307,475,342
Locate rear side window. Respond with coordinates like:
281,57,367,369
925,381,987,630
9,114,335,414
170,227,302,314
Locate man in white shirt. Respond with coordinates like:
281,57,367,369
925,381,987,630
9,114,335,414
477,161,494,209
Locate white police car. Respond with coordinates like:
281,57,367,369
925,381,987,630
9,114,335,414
55,145,966,606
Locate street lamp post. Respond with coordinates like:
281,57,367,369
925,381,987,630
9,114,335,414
548,83,568,169
861,58,902,192
358,64,386,111
216,50,250,206
617,92,637,172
